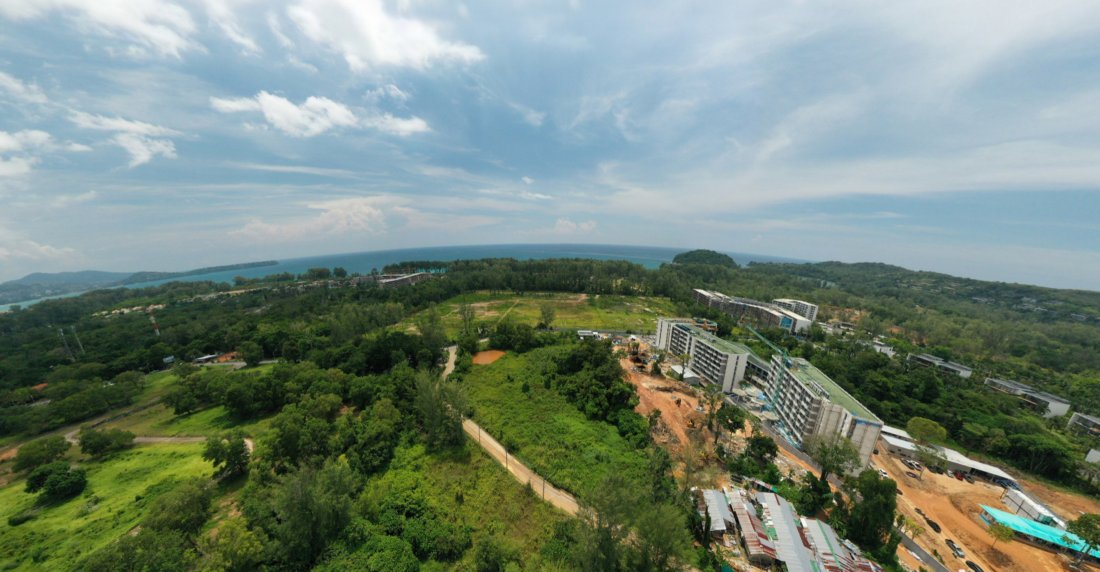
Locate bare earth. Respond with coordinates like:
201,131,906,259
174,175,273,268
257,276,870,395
472,350,506,365
874,453,1071,572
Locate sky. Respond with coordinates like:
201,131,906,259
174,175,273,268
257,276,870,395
2,1,1100,289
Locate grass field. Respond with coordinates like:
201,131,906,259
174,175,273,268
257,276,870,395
0,443,212,571
461,346,650,500
98,403,275,438
368,442,570,570
396,291,681,339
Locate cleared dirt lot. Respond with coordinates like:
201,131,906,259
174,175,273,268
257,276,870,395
472,350,506,365
875,452,1074,572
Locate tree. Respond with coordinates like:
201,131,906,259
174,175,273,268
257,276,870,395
79,428,135,457
743,435,778,469
805,433,861,482
203,430,250,477
987,522,1015,547
1067,514,1100,562
14,435,71,472
333,267,348,278
845,469,897,552
198,516,265,572
239,341,263,367
415,370,465,450
539,303,556,329
270,461,359,567
907,417,947,479
716,404,746,433
702,385,722,437
34,464,87,503
26,461,70,493
144,479,215,536
628,503,692,572
459,303,476,335
83,529,196,572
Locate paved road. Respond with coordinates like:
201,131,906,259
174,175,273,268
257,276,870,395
461,418,579,516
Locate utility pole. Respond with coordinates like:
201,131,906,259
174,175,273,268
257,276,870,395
71,326,86,355
57,328,75,362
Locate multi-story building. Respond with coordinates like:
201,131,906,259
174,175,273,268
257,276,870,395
772,298,819,322
906,353,973,378
1069,412,1100,439
655,318,755,392
766,355,883,467
985,378,1071,418
693,289,811,334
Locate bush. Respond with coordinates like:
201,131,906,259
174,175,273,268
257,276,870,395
39,466,87,502
26,461,70,493
7,511,36,526
13,436,70,472
79,428,135,457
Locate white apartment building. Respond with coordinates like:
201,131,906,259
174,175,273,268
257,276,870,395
772,299,819,322
766,355,883,467
655,317,756,392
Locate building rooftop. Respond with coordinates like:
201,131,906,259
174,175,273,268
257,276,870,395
880,434,1016,484
683,324,755,356
910,353,972,372
1071,412,1100,424
981,505,1098,558
785,357,882,423
987,377,1071,406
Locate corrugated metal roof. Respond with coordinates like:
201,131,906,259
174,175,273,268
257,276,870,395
703,489,735,533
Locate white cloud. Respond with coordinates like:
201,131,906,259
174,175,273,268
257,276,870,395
232,196,391,241
50,190,98,208
0,71,48,104
267,11,294,48
0,0,198,58
69,111,181,137
0,130,52,154
286,0,484,71
366,84,410,103
0,156,36,177
212,91,429,137
201,0,260,54
0,226,75,261
112,133,176,167
553,218,596,234
227,162,359,178
68,112,180,167
521,176,534,185
0,130,86,176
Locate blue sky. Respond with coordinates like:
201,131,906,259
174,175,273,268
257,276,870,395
2,1,1100,289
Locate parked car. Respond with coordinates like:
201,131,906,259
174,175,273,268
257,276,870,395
946,539,965,558
915,508,925,517
924,517,942,534
964,474,975,483
954,471,966,481
906,471,920,479
965,560,984,572
878,468,889,478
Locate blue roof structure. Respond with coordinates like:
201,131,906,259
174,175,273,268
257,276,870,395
981,505,1099,558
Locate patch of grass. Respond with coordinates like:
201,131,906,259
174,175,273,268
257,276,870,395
97,403,274,438
0,443,211,571
461,347,650,500
397,292,681,339
367,442,569,569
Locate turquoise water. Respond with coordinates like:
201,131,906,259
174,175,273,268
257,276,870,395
3,243,806,310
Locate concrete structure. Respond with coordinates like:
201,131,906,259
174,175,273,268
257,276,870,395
1068,412,1100,438
693,289,811,334
1002,488,1065,528
766,355,883,467
985,377,1071,418
352,271,433,288
980,505,1099,564
576,330,600,340
878,433,1018,488
906,353,973,378
1087,449,1100,464
773,298,819,322
655,318,755,392
726,488,883,572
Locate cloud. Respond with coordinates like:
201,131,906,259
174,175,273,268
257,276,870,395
50,190,98,208
201,0,260,54
286,0,484,71
212,91,429,136
226,162,359,178
68,112,180,167
365,84,409,103
0,227,75,261
232,196,390,241
0,130,87,176
553,218,597,234
521,176,534,185
0,0,198,58
0,71,48,104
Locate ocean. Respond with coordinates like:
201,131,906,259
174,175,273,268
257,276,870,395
2,244,806,311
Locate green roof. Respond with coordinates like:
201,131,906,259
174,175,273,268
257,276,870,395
981,505,1096,558
787,358,882,423
684,325,754,356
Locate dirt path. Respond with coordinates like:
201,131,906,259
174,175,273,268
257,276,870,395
874,453,1067,572
460,418,579,516
442,345,458,378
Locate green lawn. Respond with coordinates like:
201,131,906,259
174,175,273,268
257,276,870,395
97,403,274,438
0,443,212,571
397,292,681,339
461,347,650,500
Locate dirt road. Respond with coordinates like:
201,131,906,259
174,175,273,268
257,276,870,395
461,418,579,516
875,452,1068,572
